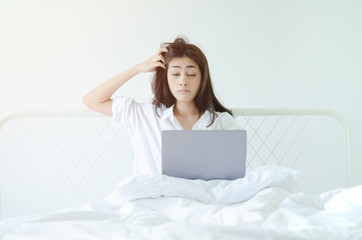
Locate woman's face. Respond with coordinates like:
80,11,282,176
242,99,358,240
167,57,202,104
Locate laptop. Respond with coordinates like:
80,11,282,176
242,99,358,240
162,130,247,181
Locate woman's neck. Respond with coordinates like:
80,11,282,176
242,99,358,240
173,101,201,130
174,101,200,118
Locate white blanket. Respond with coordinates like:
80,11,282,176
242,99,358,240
1,166,362,240
104,165,301,205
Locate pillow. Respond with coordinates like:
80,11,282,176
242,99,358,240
211,165,301,204
104,165,301,207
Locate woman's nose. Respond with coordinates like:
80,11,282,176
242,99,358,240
179,75,188,86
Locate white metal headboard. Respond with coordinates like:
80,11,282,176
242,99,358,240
0,108,353,219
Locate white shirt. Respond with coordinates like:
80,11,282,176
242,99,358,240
111,96,241,175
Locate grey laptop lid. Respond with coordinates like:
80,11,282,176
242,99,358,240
162,130,247,181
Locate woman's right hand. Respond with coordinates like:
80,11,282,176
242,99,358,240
136,47,168,73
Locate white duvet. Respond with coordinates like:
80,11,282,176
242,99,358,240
1,166,362,240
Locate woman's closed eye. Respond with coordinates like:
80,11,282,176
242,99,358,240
171,74,197,76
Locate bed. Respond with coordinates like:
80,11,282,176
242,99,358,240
0,107,360,240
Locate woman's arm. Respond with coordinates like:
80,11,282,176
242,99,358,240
83,66,138,116
83,48,167,116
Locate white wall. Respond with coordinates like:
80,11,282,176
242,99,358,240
1,0,361,184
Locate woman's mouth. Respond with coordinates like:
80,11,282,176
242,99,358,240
178,89,190,93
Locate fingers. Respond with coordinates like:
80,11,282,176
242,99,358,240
155,57,166,69
157,61,166,69
158,47,168,54
156,54,165,64
146,56,165,71
154,47,168,57
154,48,167,69
140,48,167,72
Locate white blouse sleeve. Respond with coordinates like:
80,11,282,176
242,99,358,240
218,112,242,130
111,96,139,127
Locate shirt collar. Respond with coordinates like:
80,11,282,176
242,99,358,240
193,110,214,129
160,104,175,120
160,104,215,129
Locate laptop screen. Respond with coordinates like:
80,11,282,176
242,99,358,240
162,130,247,180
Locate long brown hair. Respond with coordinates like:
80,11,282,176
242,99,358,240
152,36,233,126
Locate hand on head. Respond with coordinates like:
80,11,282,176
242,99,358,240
137,47,168,73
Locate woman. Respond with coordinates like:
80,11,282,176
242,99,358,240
83,36,240,175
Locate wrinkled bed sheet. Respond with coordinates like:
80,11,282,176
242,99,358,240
1,166,362,240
